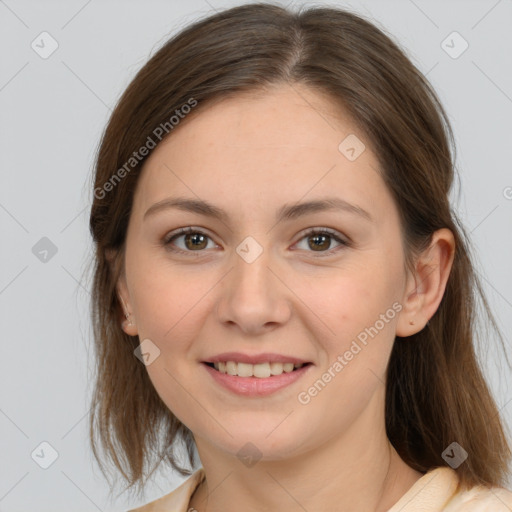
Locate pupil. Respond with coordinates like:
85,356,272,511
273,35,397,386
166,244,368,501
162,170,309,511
310,234,329,251
186,233,206,249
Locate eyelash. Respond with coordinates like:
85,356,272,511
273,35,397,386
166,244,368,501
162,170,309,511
163,226,350,257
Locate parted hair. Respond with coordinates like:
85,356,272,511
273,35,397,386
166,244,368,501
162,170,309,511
88,2,511,495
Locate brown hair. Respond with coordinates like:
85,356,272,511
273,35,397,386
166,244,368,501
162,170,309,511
88,2,511,495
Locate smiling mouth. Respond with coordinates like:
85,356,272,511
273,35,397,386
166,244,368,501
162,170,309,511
204,361,311,378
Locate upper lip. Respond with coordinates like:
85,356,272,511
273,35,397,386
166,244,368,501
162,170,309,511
204,352,310,365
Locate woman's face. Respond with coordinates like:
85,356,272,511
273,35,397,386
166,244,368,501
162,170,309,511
118,84,413,462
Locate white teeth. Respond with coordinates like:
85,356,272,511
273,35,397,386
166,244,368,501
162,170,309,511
226,361,237,376
212,361,304,378
270,362,284,375
253,362,271,378
237,362,253,377
283,363,294,373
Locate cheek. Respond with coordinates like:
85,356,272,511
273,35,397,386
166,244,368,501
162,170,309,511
299,257,404,397
308,263,402,338
132,270,209,424
129,253,208,340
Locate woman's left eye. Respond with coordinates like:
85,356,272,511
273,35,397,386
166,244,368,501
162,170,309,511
163,227,349,256
293,228,349,255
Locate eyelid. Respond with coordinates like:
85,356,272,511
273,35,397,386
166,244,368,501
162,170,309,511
163,226,213,244
163,226,220,252
292,227,350,256
296,226,349,242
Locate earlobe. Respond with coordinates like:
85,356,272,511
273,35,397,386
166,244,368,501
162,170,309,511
116,276,139,337
119,293,138,337
396,228,455,337
106,248,139,336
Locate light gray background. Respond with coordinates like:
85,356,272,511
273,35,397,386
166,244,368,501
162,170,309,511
1,0,511,510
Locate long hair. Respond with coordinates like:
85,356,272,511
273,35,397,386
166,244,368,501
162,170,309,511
88,2,511,494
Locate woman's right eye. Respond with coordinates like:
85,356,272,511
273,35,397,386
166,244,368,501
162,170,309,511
163,227,217,253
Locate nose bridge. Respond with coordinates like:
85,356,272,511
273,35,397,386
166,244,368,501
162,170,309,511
231,235,275,303
234,237,271,292
216,235,291,332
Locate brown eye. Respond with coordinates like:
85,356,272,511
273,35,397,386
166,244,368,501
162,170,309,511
183,232,208,250
164,228,216,253
294,228,349,255
308,233,331,251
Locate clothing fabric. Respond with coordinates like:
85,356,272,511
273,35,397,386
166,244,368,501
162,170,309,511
128,466,512,511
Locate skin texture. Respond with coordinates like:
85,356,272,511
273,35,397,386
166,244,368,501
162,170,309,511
116,84,455,512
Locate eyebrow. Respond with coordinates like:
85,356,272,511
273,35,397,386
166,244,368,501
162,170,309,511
143,196,372,223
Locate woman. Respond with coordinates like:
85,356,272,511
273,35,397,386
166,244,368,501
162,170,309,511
88,4,512,511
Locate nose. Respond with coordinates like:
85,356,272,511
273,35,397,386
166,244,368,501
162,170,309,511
215,244,292,336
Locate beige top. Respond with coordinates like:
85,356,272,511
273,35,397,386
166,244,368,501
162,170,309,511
128,466,512,511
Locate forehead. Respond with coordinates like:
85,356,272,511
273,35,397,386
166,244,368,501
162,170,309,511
132,84,391,221
159,85,367,153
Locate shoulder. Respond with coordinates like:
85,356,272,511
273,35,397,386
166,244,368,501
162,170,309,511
127,468,205,512
388,466,512,512
444,482,512,511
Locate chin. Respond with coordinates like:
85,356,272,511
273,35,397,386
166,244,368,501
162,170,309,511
195,418,315,462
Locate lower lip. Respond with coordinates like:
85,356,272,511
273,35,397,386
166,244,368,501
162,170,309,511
202,363,312,397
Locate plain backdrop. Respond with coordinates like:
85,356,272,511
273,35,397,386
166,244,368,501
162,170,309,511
0,0,511,510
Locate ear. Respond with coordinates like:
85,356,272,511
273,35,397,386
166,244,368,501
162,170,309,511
396,228,455,336
106,248,139,337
